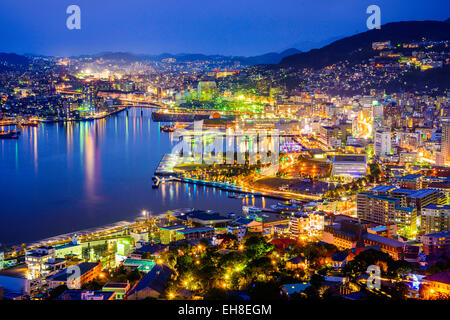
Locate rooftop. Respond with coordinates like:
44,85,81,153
159,224,187,231
57,290,115,300
127,264,174,297
423,230,450,238
424,269,450,285
332,155,366,163
48,262,99,282
103,282,129,289
422,203,450,210
175,226,214,234
366,194,399,203
370,185,396,193
363,233,405,248
398,174,422,181
408,189,439,199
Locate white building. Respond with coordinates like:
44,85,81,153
331,155,367,178
375,130,392,157
25,246,56,280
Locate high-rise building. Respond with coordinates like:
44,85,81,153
422,231,450,256
397,174,422,190
421,204,450,234
374,130,391,156
441,121,450,163
356,186,429,236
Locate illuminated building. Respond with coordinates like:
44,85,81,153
182,210,232,226
123,259,155,272
0,249,3,270
47,262,102,289
126,264,174,300
159,225,188,244
227,225,247,243
331,155,367,178
322,219,405,259
374,130,391,156
426,182,450,204
285,256,306,270
372,41,391,50
421,204,450,234
357,186,446,235
175,226,215,242
421,270,450,300
397,174,423,190
129,243,168,260
441,121,450,163
319,124,351,148
25,246,59,280
102,282,130,300
289,213,309,238
58,290,116,300
158,225,215,244
289,212,325,239
54,237,82,259
422,230,450,256
130,229,150,243
357,191,417,231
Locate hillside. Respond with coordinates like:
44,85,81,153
280,20,450,69
83,49,302,66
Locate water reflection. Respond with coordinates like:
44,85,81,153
0,108,279,245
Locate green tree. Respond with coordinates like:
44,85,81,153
244,235,274,260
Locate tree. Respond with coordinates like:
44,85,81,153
244,235,274,260
343,249,393,278
142,252,154,260
285,242,303,259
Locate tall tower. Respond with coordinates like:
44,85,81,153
374,130,391,157
441,121,450,165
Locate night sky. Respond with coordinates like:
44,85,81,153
0,0,448,56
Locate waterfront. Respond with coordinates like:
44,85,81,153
0,108,276,245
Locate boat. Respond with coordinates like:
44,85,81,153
270,203,300,212
0,130,20,139
243,206,262,214
160,125,175,132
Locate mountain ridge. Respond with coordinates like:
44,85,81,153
279,20,450,69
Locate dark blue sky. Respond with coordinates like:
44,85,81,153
0,0,448,56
